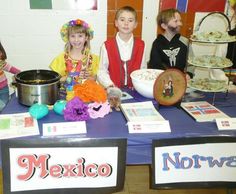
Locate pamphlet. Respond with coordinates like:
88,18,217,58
181,101,230,122
0,112,39,139
120,101,170,133
120,101,165,122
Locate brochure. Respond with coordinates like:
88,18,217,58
0,112,39,139
120,101,170,133
181,101,230,122
120,101,165,122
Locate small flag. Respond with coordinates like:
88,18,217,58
160,0,226,13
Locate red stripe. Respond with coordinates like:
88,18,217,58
159,0,177,10
187,0,226,12
159,0,226,12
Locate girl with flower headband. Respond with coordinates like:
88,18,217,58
49,19,99,94
0,41,21,112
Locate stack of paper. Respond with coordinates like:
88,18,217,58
120,101,170,133
181,101,230,122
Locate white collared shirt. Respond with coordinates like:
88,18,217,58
97,33,147,88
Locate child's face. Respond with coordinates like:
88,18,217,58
165,12,182,34
115,11,137,35
69,32,88,50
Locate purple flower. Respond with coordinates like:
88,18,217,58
69,20,76,26
82,23,88,28
63,97,90,121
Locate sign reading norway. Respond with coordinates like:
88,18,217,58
1,138,127,194
152,137,236,189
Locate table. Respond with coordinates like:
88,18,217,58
1,90,236,165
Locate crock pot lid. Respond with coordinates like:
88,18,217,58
15,69,60,84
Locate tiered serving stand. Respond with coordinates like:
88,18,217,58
187,12,236,104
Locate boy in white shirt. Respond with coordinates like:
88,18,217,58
97,6,147,89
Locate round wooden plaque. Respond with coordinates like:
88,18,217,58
153,68,187,106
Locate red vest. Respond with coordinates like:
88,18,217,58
105,37,145,88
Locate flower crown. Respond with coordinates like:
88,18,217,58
230,0,236,6
60,19,94,42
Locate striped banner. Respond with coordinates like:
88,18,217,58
159,0,226,12
29,0,98,10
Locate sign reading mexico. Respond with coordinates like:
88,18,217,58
152,138,236,188
10,147,118,191
1,138,126,193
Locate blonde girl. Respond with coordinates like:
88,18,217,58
50,19,99,86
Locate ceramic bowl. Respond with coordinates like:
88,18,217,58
130,69,164,98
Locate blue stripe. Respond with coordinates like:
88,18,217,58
176,0,188,12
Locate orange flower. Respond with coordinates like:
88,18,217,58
76,19,81,25
73,80,107,103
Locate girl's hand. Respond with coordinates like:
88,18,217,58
60,76,67,82
0,60,6,68
80,70,90,79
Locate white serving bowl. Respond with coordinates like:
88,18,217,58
130,69,164,98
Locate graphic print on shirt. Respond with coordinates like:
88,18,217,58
163,47,180,67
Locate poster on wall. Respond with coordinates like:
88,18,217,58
159,0,226,12
30,0,98,10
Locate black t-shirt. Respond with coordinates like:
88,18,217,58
148,34,188,71
227,28,236,68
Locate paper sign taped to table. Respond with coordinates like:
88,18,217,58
0,112,39,139
127,121,171,133
216,118,236,130
43,121,87,136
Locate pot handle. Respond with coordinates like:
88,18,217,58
11,75,17,88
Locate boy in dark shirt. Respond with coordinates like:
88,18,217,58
227,0,236,68
226,0,236,84
148,8,190,79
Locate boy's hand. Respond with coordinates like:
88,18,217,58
185,73,191,81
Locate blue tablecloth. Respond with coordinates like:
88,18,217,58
1,90,236,165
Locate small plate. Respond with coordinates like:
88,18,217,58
188,79,227,92
153,68,187,106
188,56,233,69
190,38,236,43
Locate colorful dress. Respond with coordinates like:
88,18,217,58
0,61,20,111
50,51,99,86
50,51,99,100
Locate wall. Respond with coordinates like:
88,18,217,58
107,0,144,38
142,0,159,62
0,0,159,87
1,0,230,87
0,0,107,72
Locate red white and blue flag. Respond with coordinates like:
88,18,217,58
159,0,226,12
185,104,220,115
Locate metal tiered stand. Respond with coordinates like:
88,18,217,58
187,11,236,105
